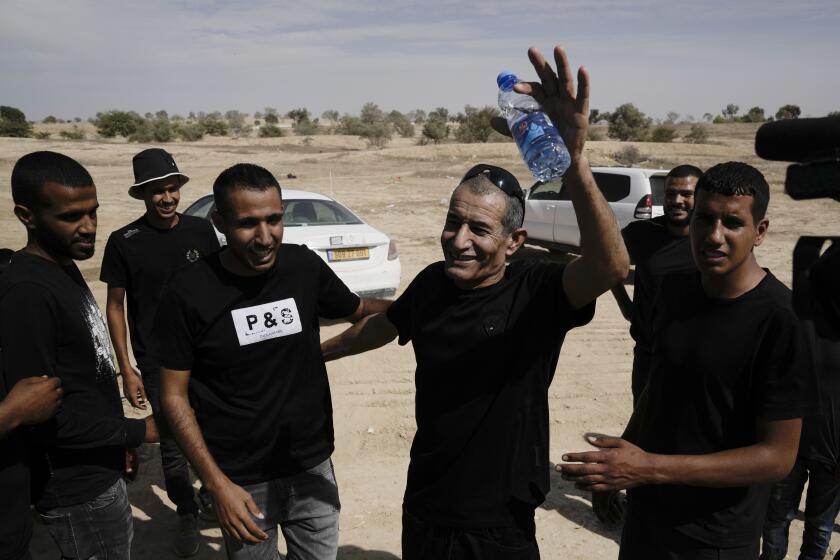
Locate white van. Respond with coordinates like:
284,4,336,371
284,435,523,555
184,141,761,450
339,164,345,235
523,166,668,253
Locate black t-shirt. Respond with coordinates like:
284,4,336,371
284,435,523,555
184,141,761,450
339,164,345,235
155,245,359,485
0,252,146,511
628,271,815,547
622,216,695,354
798,334,840,467
100,214,219,373
386,260,595,528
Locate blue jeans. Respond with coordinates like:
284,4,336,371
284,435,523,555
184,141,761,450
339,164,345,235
37,478,133,560
761,457,840,560
223,458,341,560
143,369,199,516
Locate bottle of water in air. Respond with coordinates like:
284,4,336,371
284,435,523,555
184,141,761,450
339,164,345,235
497,71,571,181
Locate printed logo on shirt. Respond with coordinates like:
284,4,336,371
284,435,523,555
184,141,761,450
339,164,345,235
186,249,200,263
230,298,302,346
123,228,140,239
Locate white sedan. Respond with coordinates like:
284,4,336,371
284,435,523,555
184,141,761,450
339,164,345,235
184,189,401,298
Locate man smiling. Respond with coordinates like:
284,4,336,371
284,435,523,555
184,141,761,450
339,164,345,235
321,45,629,559
100,148,219,556
560,162,815,559
157,163,389,559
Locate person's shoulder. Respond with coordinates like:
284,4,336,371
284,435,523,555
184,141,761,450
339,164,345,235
508,257,563,278
0,254,58,304
752,271,794,311
108,216,147,244
167,253,218,292
179,214,214,231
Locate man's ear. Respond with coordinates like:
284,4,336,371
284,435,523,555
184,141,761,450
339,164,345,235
506,227,528,257
13,204,35,230
754,217,769,247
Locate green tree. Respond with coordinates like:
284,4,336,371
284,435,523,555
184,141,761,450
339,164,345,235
358,102,392,148
94,110,145,138
337,115,364,135
286,108,310,125
200,113,229,136
225,110,249,135
775,104,801,120
263,107,279,125
321,109,339,122
293,118,320,136
607,103,650,141
665,111,680,124
412,109,427,124
422,107,450,143
722,104,740,121
703,113,714,122
42,115,58,124
745,106,766,122
0,105,32,137
454,105,498,143
258,124,283,137
387,110,415,138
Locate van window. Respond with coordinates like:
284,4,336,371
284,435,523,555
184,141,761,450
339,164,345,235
592,173,631,202
528,178,564,201
650,175,666,206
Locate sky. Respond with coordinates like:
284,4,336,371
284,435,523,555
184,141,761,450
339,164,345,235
1,0,838,122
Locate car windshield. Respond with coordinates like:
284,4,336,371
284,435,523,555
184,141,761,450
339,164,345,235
283,199,363,227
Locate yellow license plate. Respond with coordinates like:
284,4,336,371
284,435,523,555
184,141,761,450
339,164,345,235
328,247,370,262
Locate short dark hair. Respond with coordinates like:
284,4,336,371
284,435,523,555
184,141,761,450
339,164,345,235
457,175,524,234
695,161,770,221
11,151,94,209
213,163,282,217
667,164,703,181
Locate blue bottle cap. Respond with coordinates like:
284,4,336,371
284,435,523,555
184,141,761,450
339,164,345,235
496,71,518,91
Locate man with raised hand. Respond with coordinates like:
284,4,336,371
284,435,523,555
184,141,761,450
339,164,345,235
157,163,390,559
0,151,158,560
321,45,629,559
100,148,219,557
560,162,815,559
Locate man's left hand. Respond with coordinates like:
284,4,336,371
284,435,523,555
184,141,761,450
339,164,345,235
557,434,655,492
124,449,139,482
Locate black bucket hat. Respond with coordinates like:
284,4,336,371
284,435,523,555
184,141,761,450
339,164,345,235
128,148,190,199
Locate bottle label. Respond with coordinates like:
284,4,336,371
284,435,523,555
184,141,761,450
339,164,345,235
511,113,558,156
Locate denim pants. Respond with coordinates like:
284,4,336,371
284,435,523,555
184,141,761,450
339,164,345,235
38,478,133,560
143,369,199,515
761,457,840,560
223,458,341,560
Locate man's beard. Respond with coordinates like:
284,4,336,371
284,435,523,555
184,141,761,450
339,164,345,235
34,223,95,261
665,214,690,228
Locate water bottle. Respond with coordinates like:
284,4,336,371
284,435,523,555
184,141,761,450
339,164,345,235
497,71,571,181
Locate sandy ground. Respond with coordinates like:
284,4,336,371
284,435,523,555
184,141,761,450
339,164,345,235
2,124,840,559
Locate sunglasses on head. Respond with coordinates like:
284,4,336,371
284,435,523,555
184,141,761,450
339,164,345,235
460,164,525,211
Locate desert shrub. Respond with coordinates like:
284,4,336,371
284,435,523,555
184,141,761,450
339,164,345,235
174,122,204,141
293,118,320,136
225,110,250,135
59,126,85,140
200,114,228,136
286,108,310,125
454,105,498,143
34,131,51,140
587,127,604,141
746,106,766,122
388,110,415,138
95,110,144,138
607,103,650,141
263,108,279,125
0,105,33,137
258,124,283,138
321,110,339,122
337,115,364,135
712,115,728,124
828,111,840,117
650,124,677,143
683,124,710,144
42,115,58,124
614,145,646,165
422,108,450,144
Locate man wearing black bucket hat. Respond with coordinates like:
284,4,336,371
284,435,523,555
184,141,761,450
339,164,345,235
321,45,629,559
100,148,219,557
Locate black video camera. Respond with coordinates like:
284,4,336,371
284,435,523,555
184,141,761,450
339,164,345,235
756,116,840,339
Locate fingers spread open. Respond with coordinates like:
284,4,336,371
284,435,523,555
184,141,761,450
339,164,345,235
576,66,590,116
528,47,559,96
553,45,576,99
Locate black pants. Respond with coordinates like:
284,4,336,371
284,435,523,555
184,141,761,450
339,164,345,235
401,508,540,560
143,370,199,516
619,499,759,560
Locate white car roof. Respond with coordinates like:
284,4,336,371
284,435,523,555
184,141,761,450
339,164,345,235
590,166,668,177
281,189,333,201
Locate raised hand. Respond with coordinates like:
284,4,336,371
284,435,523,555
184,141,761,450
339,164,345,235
492,45,590,162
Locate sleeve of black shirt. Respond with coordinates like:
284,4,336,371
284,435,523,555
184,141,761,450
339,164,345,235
621,222,641,265
755,308,817,421
533,262,596,330
99,233,127,287
0,283,145,449
154,281,196,371
313,251,361,319
386,266,430,346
